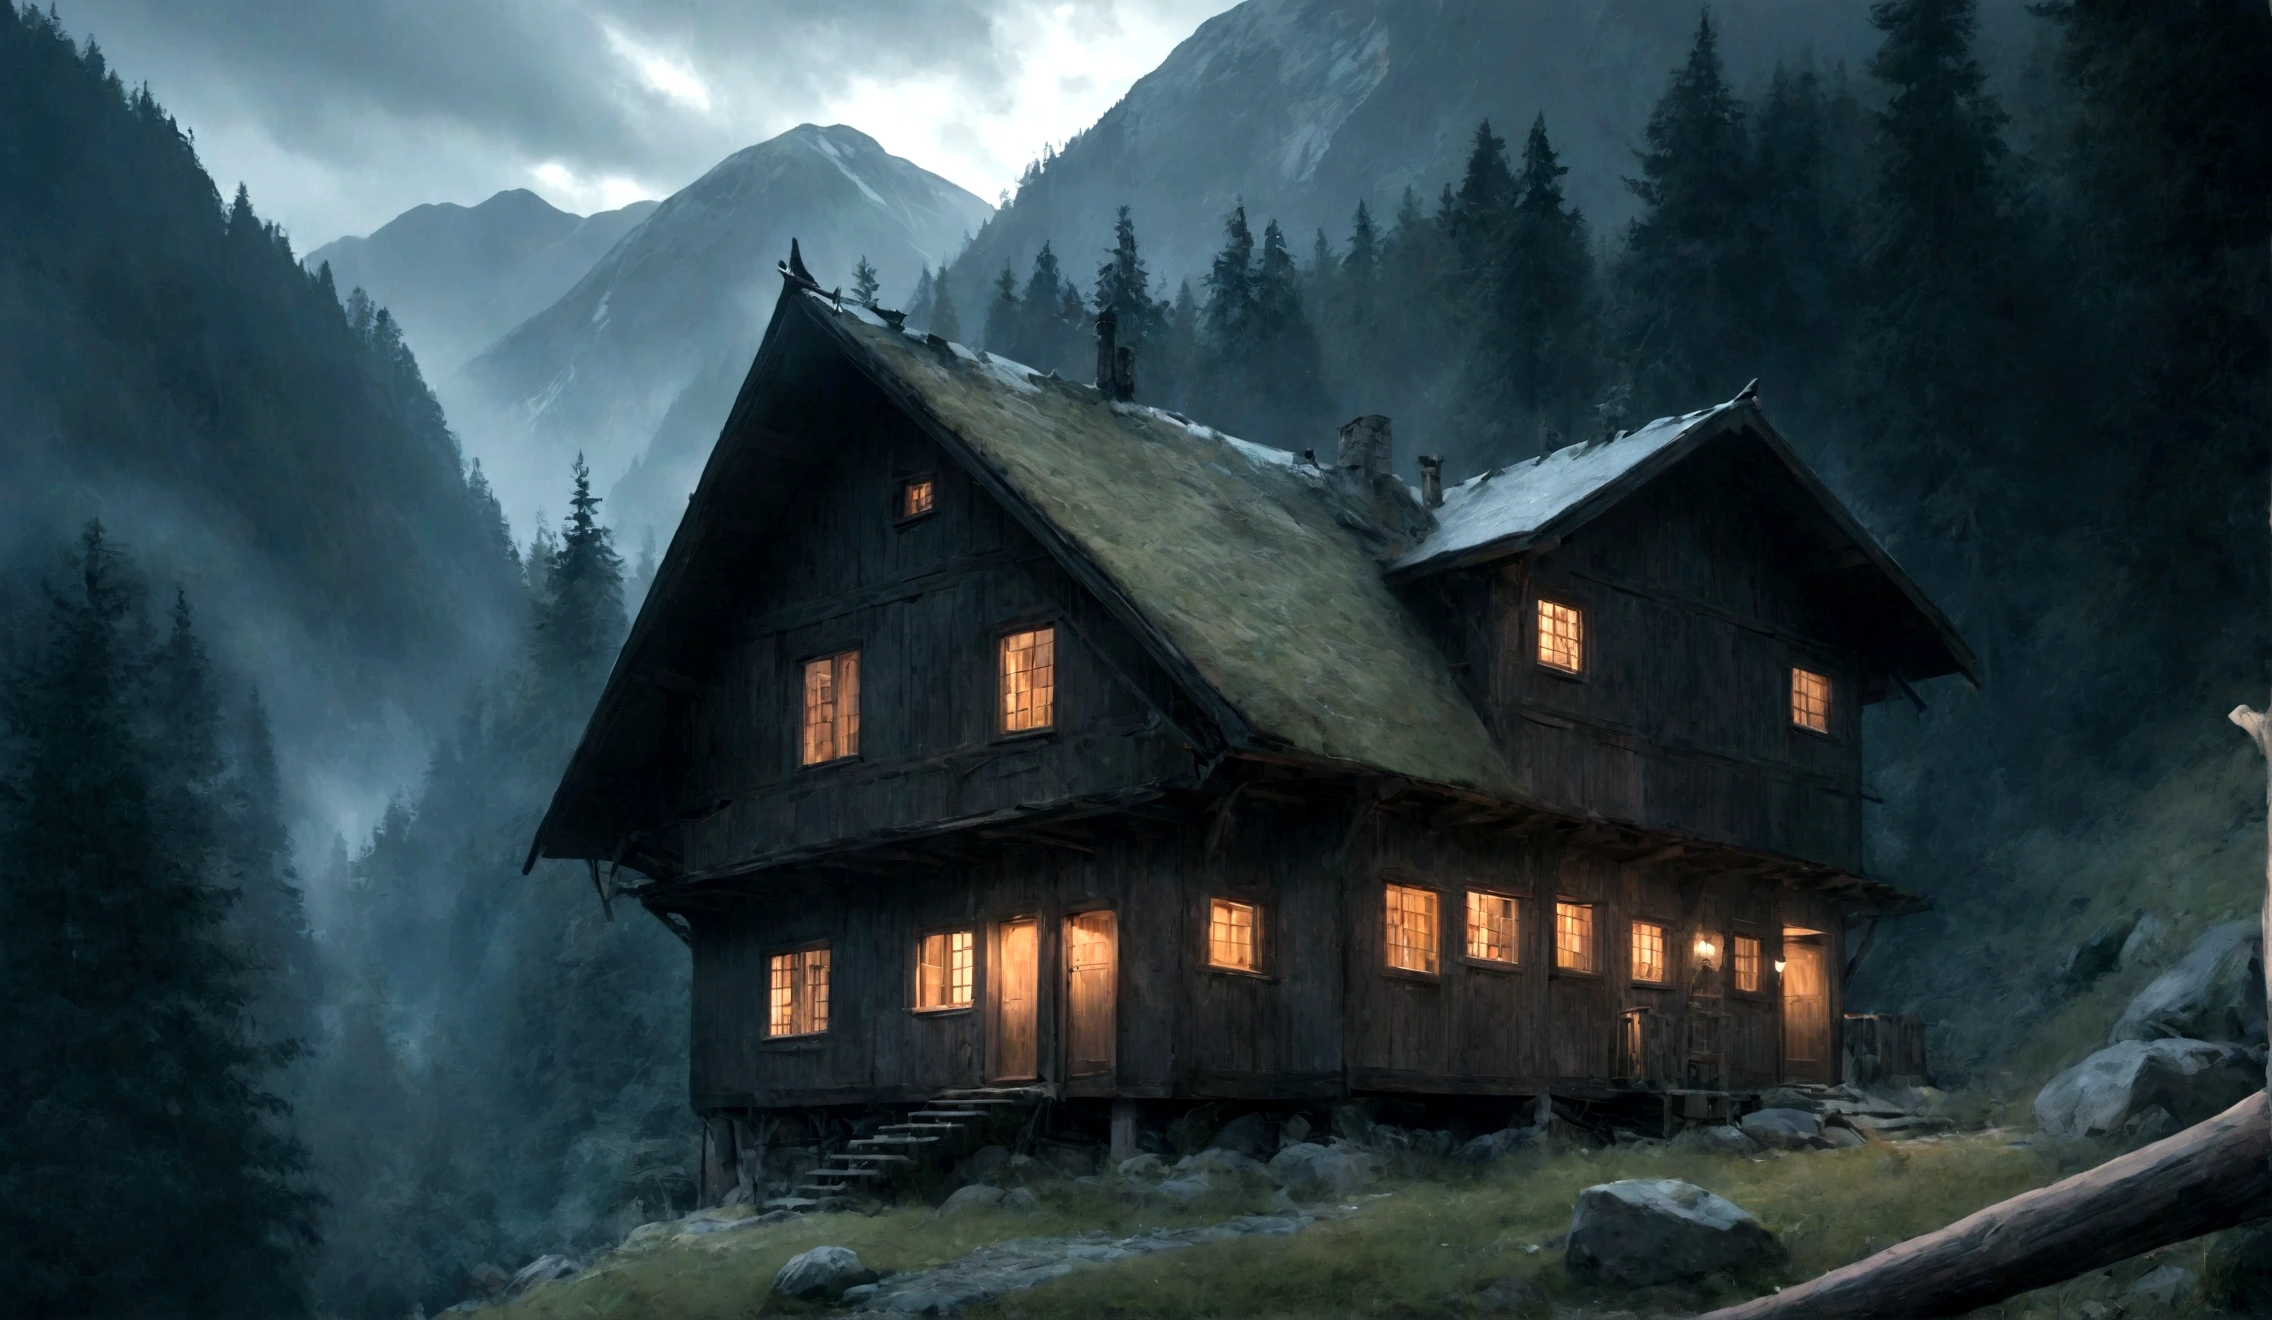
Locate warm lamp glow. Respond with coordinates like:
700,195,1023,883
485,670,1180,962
1695,937,1719,964
1773,958,1788,975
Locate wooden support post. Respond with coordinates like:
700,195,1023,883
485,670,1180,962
1699,1092,2270,1320
2231,701,2272,1105
1110,1098,1140,1165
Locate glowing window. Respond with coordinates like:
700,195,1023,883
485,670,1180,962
1000,626,1057,733
1733,934,1763,994
1536,599,1584,674
1554,901,1595,973
1791,666,1832,734
1465,891,1518,964
1631,921,1668,984
1384,884,1440,974
767,946,830,1037
900,477,936,520
1207,898,1258,971
800,650,861,766
916,930,975,1011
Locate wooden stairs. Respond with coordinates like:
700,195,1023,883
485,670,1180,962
765,1085,1050,1212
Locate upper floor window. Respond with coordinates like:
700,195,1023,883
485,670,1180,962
800,650,861,765
1733,934,1763,993
768,945,830,1037
1631,920,1668,984
1383,883,1440,974
1000,625,1057,733
899,476,936,521
1207,897,1259,971
1536,599,1584,674
915,929,974,1011
1791,666,1832,734
1465,890,1519,964
1554,900,1596,973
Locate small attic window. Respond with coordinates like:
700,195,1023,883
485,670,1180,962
898,476,936,521
1000,626,1056,733
1208,897,1260,971
801,650,861,766
1536,600,1584,674
1791,666,1833,734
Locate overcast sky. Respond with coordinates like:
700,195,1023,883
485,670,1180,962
51,0,1238,250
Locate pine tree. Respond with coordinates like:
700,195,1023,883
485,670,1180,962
1346,201,1380,282
930,275,963,342
850,255,880,306
1449,120,1518,248
1091,206,1163,346
531,456,626,693
1013,242,1075,371
907,265,937,328
983,264,1021,356
1616,6,1759,412
1203,205,1258,349
0,524,316,1318
1461,115,1597,456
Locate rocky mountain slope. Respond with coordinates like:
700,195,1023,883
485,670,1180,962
453,124,991,539
308,190,658,380
942,0,2034,304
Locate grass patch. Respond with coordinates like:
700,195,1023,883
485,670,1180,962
485,1134,2056,1320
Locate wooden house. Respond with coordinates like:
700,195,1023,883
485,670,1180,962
527,253,1976,1187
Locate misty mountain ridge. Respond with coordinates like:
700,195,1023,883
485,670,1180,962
307,189,659,381
449,123,992,540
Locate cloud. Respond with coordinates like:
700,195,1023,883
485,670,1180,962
49,0,1236,248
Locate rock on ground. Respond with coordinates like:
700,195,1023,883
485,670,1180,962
2110,921,2265,1046
1739,1108,1822,1151
774,1245,878,1303
1116,1153,1165,1179
1673,1124,1758,1156
957,1144,1012,1185
2033,1038,2264,1138
1175,1148,1268,1178
1457,1127,1538,1164
1208,1111,1277,1159
1565,1179,1785,1289
1268,1141,1377,1198
2128,1263,2197,1308
505,1254,580,1296
938,1184,1008,1216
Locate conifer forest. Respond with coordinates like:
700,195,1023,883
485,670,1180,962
0,1,2268,1317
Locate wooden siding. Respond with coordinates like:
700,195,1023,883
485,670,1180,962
665,402,1200,876
1463,443,1872,870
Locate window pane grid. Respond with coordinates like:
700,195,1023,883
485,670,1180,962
1631,921,1667,983
1384,884,1439,974
1465,891,1518,963
768,947,830,1036
1791,666,1832,733
1554,901,1595,973
801,651,860,765
901,477,936,518
916,930,976,1010
1537,600,1584,673
1208,898,1258,971
1734,935,1762,994
1001,627,1057,732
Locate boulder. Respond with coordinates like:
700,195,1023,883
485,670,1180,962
1176,1147,1268,1178
505,1255,580,1297
1475,1272,1548,1315
2204,1224,2272,1312
1279,1113,1314,1147
1672,1125,1757,1157
1457,1127,1540,1164
2127,1263,2197,1309
2120,914,2168,970
468,1263,510,1298
1818,1124,1867,1150
956,1144,1012,1186
771,1245,877,1303
1208,1112,1277,1160
1116,1153,1166,1179
1565,1179,1786,1288
1330,1101,1375,1145
1267,1141,1377,1199
1000,1187,1041,1213
1739,1108,1823,1151
938,1183,1008,1216
2033,1038,2265,1138
2062,915,2138,991
2110,921,2265,1045
1149,1172,1213,1204
1756,1088,1823,1113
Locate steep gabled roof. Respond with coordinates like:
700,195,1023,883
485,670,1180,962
1391,401,1981,687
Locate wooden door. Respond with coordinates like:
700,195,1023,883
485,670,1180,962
1781,935,1831,1082
1064,911,1117,1078
990,917,1039,1081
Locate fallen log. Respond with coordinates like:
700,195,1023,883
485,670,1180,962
1699,1091,2269,1320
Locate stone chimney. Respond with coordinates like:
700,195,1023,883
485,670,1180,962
1336,415,1393,474
1095,307,1135,401
1418,455,1443,509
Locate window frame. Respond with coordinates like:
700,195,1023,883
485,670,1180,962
797,647,863,769
1203,895,1266,978
1789,664,1836,737
1461,888,1522,970
1533,596,1588,679
895,473,939,525
1381,881,1443,979
911,926,977,1015
1551,899,1599,977
764,941,832,1041
1730,929,1766,997
995,621,1061,740
1629,918,1673,987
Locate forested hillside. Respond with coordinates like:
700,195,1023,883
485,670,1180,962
922,0,2272,1086
0,6,525,832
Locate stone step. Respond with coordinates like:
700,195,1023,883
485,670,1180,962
838,1151,915,1165
814,1165,888,1179
762,1196,820,1211
878,1122,966,1134
849,1134,942,1149
908,1110,987,1121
